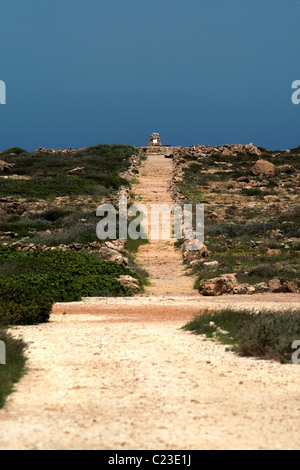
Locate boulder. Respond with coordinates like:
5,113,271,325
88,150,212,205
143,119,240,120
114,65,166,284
278,165,295,174
99,245,128,265
244,143,262,156
198,273,238,296
0,160,15,174
0,231,18,239
237,176,251,183
267,248,281,256
250,159,277,177
207,211,224,222
203,261,219,267
254,282,269,293
183,241,210,265
232,283,255,295
281,281,298,293
117,275,140,292
68,167,86,176
268,278,282,292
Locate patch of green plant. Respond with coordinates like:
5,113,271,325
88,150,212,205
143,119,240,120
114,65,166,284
290,145,300,154
241,188,263,197
183,308,300,363
0,248,140,325
0,329,27,408
0,144,138,200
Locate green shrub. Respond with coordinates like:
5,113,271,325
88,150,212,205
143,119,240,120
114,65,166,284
0,329,27,408
184,309,300,364
1,147,28,155
0,299,52,326
241,188,263,197
0,144,138,199
237,311,300,363
290,145,300,154
0,248,138,325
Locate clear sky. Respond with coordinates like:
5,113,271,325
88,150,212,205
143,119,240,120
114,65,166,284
0,0,299,151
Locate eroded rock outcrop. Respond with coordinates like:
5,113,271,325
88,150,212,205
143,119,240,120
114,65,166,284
117,275,140,292
250,159,277,177
199,274,238,296
0,160,15,173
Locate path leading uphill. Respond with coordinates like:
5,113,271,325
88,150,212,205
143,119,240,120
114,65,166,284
1,152,300,450
134,152,196,296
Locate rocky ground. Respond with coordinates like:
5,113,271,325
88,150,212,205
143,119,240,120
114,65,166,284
168,143,300,296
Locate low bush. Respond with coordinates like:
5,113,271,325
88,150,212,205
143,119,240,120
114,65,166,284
0,144,137,199
184,309,300,364
0,247,138,325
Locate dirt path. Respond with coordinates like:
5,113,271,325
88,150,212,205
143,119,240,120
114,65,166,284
1,151,300,450
134,153,196,296
1,300,300,450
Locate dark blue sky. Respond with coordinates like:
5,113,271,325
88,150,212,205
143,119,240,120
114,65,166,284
0,0,299,151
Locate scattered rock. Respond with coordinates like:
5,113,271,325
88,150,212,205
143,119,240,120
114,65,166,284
0,160,15,174
281,281,298,293
250,159,277,177
254,282,269,293
203,261,219,267
237,176,251,183
198,274,238,296
232,283,255,295
267,248,281,256
207,211,224,222
68,167,86,177
183,241,210,265
278,165,295,174
0,232,18,239
268,278,282,292
117,275,140,292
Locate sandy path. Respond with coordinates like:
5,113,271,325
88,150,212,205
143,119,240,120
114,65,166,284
1,301,300,450
135,153,196,295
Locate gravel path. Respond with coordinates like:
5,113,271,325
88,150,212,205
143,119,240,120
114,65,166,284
1,152,300,450
135,153,196,295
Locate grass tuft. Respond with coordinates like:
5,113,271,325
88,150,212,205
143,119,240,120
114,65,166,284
183,308,300,364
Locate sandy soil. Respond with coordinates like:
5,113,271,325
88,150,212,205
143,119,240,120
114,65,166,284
1,302,300,450
1,151,300,450
135,153,195,295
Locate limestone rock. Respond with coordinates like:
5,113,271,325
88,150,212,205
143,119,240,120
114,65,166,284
268,278,282,292
0,160,15,174
278,165,295,174
203,261,219,267
254,282,269,293
99,245,128,265
68,167,86,177
198,273,238,296
250,160,277,177
207,211,224,222
281,281,298,293
232,283,255,295
183,241,210,265
117,275,140,292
